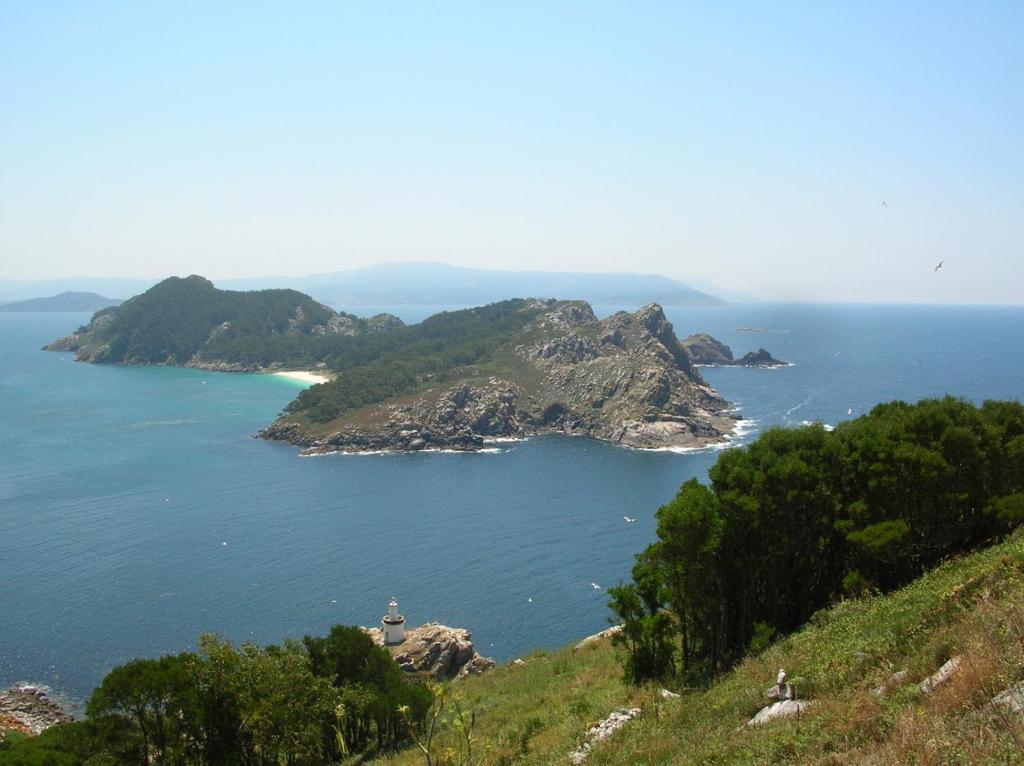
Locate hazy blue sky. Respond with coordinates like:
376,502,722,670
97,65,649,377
2,2,1020,302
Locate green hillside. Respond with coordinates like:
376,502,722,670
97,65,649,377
45,275,405,369
378,531,1024,766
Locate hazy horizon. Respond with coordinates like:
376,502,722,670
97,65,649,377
2,3,1021,304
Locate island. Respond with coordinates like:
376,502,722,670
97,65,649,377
680,333,788,367
45,276,792,453
0,291,121,313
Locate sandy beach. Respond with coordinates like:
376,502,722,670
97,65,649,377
272,370,329,385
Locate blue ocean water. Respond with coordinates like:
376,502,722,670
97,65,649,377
1,304,1022,707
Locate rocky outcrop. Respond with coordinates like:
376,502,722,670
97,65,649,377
0,684,73,736
747,669,814,726
569,708,641,765
363,623,496,681
747,699,813,727
265,302,743,454
919,656,962,694
574,625,623,651
680,333,786,368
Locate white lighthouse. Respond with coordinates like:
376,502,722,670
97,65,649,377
382,597,406,645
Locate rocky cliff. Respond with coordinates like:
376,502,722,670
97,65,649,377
363,623,496,681
261,301,742,452
680,333,787,367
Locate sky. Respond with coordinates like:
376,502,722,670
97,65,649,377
1,2,1021,303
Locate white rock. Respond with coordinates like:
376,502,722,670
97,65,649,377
747,699,813,727
659,688,680,700
918,656,962,694
992,682,1024,715
569,707,641,764
574,625,623,651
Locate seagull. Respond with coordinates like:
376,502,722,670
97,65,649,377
623,516,636,523
527,597,533,603
847,408,853,416
590,582,602,590
221,541,227,547
934,260,944,272
882,201,887,208
834,351,841,357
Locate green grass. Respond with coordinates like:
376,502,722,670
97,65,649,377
380,532,1024,765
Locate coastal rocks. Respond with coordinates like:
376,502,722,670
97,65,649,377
0,684,72,736
569,708,641,765
680,333,787,367
364,623,496,681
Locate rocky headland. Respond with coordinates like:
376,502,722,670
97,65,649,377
680,333,788,367
261,301,745,453
363,623,496,681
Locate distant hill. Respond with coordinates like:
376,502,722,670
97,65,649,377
6,264,730,308
219,263,727,308
0,291,122,312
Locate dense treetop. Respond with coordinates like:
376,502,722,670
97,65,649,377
610,397,1024,684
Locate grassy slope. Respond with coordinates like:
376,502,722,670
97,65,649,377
381,532,1024,766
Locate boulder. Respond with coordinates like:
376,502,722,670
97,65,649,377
919,656,962,694
574,625,623,651
747,699,813,727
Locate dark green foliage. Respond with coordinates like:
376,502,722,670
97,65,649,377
0,627,432,766
303,626,432,754
80,276,345,366
287,299,540,422
611,397,1024,684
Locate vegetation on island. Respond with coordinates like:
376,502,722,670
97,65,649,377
46,276,405,368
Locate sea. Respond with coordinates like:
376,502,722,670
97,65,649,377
2,303,1023,709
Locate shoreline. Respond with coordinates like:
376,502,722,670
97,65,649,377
271,370,329,385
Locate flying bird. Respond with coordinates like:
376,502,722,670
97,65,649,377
934,260,944,272
590,582,602,590
882,201,887,208
623,516,636,523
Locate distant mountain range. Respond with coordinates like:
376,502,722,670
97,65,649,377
1,263,736,308
0,291,122,312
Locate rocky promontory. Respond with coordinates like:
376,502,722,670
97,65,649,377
363,623,496,681
680,333,787,367
0,684,73,736
262,301,743,453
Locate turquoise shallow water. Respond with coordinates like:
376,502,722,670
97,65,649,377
1,304,1022,705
